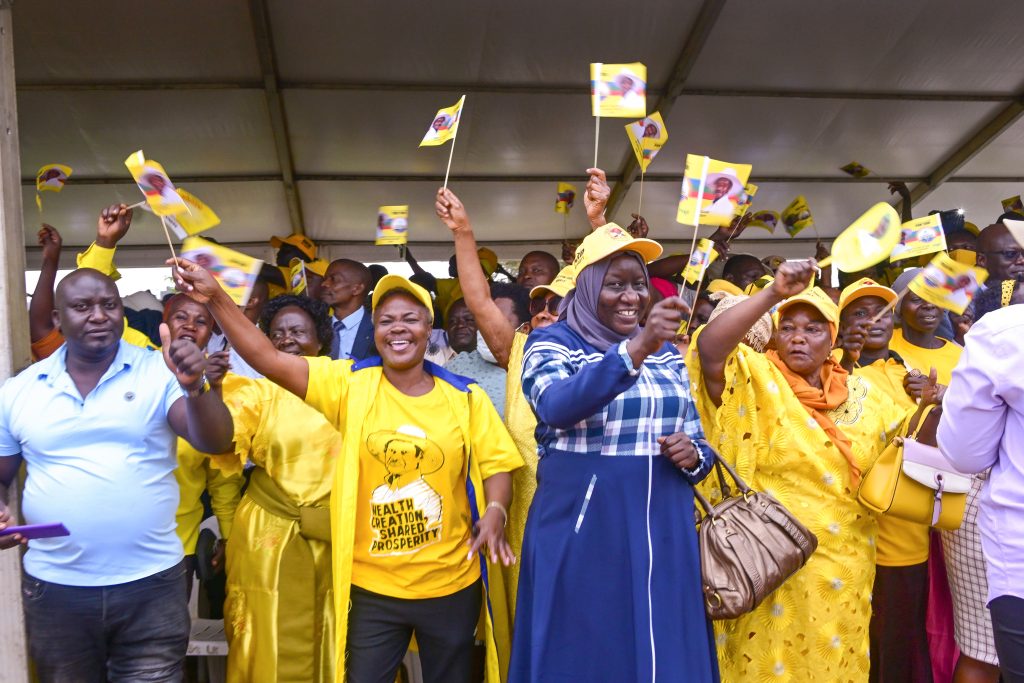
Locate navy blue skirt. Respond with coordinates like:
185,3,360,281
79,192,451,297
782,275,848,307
509,449,719,683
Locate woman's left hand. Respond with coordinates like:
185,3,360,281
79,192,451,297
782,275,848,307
467,508,515,566
658,432,699,470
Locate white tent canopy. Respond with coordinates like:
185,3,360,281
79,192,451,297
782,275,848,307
13,0,1024,269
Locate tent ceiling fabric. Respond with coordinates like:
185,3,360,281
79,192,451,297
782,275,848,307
12,0,1024,267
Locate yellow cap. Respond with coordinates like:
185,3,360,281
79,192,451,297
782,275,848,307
837,277,898,313
477,247,498,277
776,287,840,341
744,275,774,296
305,258,329,277
270,233,317,260
706,279,744,296
530,266,576,299
572,223,662,275
371,274,434,317
963,221,980,236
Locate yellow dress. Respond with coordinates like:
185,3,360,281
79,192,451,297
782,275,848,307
213,374,342,683
499,331,537,623
687,341,905,683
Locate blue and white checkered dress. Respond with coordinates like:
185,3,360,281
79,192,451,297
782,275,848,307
522,321,709,476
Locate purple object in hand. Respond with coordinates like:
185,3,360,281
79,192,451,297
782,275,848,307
2,522,69,540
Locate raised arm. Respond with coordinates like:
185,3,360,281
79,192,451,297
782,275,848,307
403,246,438,293
889,182,913,224
584,168,610,229
435,188,516,368
697,260,816,405
30,225,62,343
171,258,311,398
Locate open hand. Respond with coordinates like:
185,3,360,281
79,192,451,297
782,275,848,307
467,507,515,566
96,203,133,249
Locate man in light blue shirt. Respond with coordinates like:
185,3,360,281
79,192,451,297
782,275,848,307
319,259,377,360
0,268,233,683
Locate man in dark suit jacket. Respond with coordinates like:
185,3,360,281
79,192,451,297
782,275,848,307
320,259,378,360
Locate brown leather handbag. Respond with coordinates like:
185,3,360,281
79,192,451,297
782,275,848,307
692,440,819,620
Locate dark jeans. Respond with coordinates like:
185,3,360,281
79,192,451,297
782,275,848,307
346,580,482,683
870,562,933,683
22,560,191,683
992,595,1024,683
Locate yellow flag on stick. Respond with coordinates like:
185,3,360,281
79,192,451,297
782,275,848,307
376,205,409,245
682,238,719,285
289,257,307,295
625,112,667,172
748,210,779,232
125,150,188,216
734,183,758,218
36,164,72,191
676,155,753,227
781,195,815,237
555,183,577,215
890,214,947,263
840,161,871,178
420,96,465,147
825,202,901,272
908,251,988,315
1001,194,1024,214
591,63,647,118
181,237,264,306
160,188,221,239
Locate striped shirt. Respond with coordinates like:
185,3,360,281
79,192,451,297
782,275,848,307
522,322,710,480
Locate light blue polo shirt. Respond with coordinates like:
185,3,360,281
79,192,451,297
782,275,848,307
0,340,185,586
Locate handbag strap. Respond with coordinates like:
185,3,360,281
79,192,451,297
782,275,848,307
906,403,937,441
695,439,753,495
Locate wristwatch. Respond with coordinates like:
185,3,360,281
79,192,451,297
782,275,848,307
184,375,209,399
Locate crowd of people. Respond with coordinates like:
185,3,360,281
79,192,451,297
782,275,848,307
0,168,1021,683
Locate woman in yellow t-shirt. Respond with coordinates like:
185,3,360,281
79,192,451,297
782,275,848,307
212,295,342,683
691,261,929,683
173,246,523,683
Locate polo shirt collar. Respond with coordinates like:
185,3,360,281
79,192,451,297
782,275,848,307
38,339,134,388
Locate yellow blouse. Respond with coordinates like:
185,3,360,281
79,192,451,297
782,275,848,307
688,338,905,683
889,327,962,385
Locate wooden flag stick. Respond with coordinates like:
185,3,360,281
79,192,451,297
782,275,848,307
870,295,899,324
637,170,645,216
680,264,710,336
593,114,601,169
159,215,180,267
127,200,146,210
443,132,458,191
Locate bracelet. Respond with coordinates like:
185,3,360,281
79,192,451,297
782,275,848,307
486,500,508,528
183,374,209,399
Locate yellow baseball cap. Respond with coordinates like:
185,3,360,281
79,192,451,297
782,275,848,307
530,266,576,299
838,277,898,313
305,258,329,277
572,223,662,275
270,233,317,260
477,247,498,277
776,287,840,342
371,274,434,317
706,279,743,296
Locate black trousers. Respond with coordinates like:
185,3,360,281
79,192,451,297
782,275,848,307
991,595,1024,683
869,562,933,683
346,580,482,683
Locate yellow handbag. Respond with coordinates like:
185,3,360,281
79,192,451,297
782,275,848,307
857,405,971,531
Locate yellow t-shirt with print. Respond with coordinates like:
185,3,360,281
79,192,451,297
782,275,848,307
889,327,962,385
352,379,479,599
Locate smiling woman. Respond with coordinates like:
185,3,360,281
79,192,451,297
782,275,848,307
171,263,523,683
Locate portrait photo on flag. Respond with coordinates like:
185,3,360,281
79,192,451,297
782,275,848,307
420,96,465,147
376,205,409,245
625,112,668,172
125,150,188,216
676,154,752,227
909,251,987,314
36,164,72,192
890,214,947,263
555,182,577,214
591,62,647,118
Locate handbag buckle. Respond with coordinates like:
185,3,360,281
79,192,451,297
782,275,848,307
706,591,723,610
931,474,946,527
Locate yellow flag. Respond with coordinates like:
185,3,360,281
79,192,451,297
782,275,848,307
828,203,901,272
160,188,221,238
591,63,647,118
734,183,758,218
36,164,72,192
625,112,667,172
748,210,778,232
781,195,814,237
419,96,465,147
908,251,988,315
682,238,719,285
125,150,188,216
376,205,409,245
676,154,753,227
1001,194,1024,214
181,236,265,306
840,161,871,178
890,214,947,263
289,257,307,295
555,183,577,215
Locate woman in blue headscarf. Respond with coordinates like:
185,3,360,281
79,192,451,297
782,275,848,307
509,224,719,683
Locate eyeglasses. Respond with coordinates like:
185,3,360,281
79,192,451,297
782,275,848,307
986,249,1024,262
529,295,563,317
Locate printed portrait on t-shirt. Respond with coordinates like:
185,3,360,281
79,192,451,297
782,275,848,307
365,425,445,556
